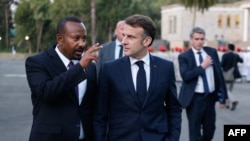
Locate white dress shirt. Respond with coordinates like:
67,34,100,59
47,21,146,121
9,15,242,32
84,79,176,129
192,47,215,93
115,39,123,59
55,46,86,139
129,53,150,91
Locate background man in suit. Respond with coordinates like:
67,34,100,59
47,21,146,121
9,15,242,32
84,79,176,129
96,20,125,77
25,17,102,141
94,14,182,141
221,43,243,111
178,27,227,141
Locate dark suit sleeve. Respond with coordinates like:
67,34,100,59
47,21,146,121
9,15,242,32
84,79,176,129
237,54,243,63
165,62,182,141
25,56,86,102
93,63,109,141
178,53,205,82
96,47,104,78
233,54,244,79
211,49,228,104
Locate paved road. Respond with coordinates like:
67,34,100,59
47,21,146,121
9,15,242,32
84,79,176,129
0,58,249,141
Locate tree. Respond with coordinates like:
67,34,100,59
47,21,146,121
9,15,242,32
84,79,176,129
14,0,163,53
95,0,162,43
15,0,35,54
91,0,96,45
30,0,50,53
178,0,219,28
2,0,11,49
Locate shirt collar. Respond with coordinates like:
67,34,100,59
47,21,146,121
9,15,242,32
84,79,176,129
191,47,205,54
129,52,150,66
115,39,122,47
55,45,70,68
55,45,79,67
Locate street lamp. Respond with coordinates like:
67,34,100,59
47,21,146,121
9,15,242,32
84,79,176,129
25,35,29,41
25,35,31,54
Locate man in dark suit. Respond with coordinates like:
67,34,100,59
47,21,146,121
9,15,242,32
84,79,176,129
96,20,125,77
25,17,102,141
94,14,182,141
178,27,227,141
221,43,243,111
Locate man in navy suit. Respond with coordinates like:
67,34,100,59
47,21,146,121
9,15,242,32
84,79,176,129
178,27,227,141
96,20,125,77
25,17,102,141
221,43,243,110
94,14,182,141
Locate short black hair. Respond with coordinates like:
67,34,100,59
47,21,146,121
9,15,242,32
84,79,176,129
56,17,82,34
228,43,235,51
125,14,156,46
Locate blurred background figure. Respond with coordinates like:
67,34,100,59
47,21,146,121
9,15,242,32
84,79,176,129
11,45,16,59
96,20,125,78
221,43,243,111
242,47,250,82
178,27,227,141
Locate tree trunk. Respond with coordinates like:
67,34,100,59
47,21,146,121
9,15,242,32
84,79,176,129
4,3,9,49
192,6,197,28
28,41,32,55
91,0,96,45
36,20,44,53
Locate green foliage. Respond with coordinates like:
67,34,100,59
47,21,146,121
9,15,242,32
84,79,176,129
48,0,90,30
96,0,161,43
13,0,162,52
186,0,218,12
1,0,242,52
0,2,5,40
162,0,242,12
95,0,134,43
14,1,36,49
30,0,50,20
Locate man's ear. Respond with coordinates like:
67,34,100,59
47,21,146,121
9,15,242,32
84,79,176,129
57,34,63,46
143,37,152,47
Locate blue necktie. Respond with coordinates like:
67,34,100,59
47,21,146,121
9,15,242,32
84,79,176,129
119,45,123,57
136,61,147,104
68,61,79,98
197,52,209,95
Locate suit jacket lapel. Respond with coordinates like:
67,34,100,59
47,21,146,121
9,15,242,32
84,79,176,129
46,46,79,104
108,41,116,60
203,47,218,72
189,49,198,68
121,57,141,107
144,55,158,107
203,47,222,87
47,46,68,73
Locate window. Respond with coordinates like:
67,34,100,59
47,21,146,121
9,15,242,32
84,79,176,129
218,15,222,28
169,16,176,34
227,15,231,27
235,15,240,28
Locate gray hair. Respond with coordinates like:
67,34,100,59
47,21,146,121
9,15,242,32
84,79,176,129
189,27,206,38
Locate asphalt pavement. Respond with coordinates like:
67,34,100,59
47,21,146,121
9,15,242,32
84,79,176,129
0,58,249,141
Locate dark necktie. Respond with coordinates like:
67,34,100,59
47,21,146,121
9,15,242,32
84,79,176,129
119,45,123,57
135,61,147,104
68,61,79,98
197,52,209,95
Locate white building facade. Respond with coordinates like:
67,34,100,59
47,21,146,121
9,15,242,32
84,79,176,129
161,0,250,48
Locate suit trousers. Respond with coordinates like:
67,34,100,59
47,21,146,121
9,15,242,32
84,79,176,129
186,92,217,141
